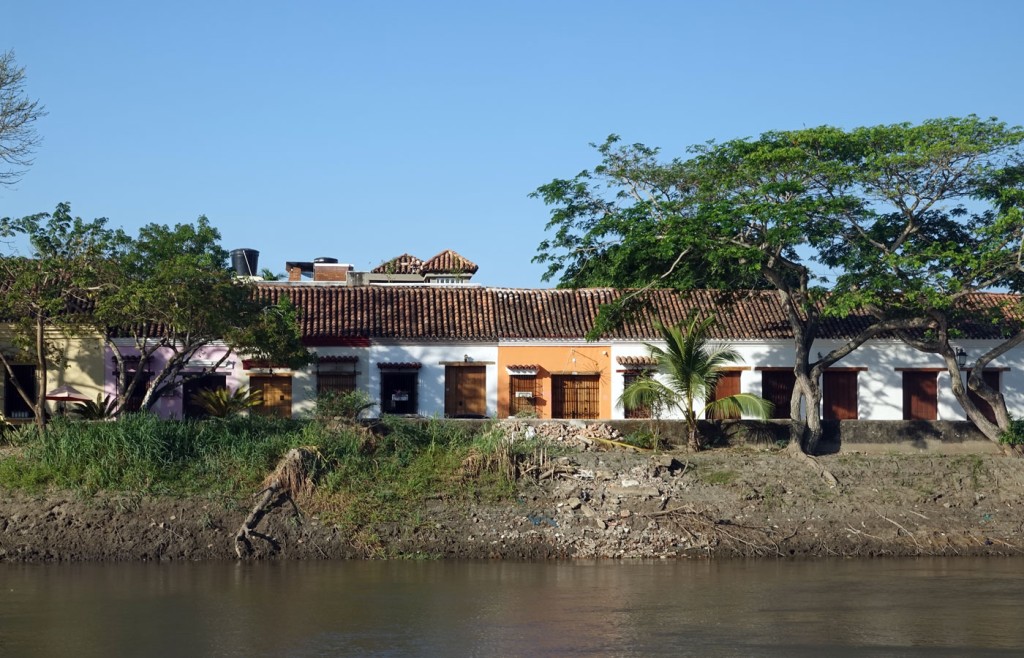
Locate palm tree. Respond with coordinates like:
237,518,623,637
620,314,772,451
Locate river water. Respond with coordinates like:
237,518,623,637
1,558,1022,657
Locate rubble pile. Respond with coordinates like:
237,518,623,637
498,419,628,450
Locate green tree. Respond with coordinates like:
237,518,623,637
0,50,47,185
95,217,311,413
820,116,1024,444
620,315,771,451
536,131,930,454
0,203,126,431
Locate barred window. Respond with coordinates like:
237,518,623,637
317,358,358,395
509,375,538,416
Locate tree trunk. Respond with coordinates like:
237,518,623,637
686,414,702,452
34,314,47,432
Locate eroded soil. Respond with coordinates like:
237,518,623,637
2,446,1023,562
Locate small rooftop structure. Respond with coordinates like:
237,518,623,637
282,249,478,286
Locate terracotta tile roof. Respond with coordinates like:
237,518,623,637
256,285,498,341
254,284,1024,343
421,250,479,275
506,365,541,374
377,362,422,369
617,356,659,367
371,253,423,275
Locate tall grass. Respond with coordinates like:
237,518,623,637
0,414,531,538
4,414,317,495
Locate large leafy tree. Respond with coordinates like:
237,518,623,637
620,315,772,451
0,50,46,186
821,116,1024,444
0,203,125,430
94,217,311,413
536,130,931,455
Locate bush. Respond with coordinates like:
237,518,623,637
191,387,263,418
998,418,1024,446
314,390,376,424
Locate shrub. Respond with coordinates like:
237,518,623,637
313,390,376,424
998,418,1024,446
72,394,118,420
191,387,263,418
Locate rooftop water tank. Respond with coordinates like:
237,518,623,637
230,248,260,276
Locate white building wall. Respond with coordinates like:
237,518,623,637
369,342,499,418
611,337,1024,421
288,346,371,418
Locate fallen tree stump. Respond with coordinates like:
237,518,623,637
235,447,318,559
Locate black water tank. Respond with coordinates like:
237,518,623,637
313,257,338,264
230,248,260,276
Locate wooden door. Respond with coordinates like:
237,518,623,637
761,370,795,419
903,371,938,420
445,366,486,417
250,375,293,418
823,371,859,420
706,371,741,419
552,375,599,419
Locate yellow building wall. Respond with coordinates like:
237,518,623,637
0,326,107,417
497,344,611,419
46,331,107,404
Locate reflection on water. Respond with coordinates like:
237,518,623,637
1,559,1023,657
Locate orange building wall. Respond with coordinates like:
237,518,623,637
497,344,612,419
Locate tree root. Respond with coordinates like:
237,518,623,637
235,447,318,559
786,441,839,487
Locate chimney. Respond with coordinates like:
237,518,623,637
312,257,353,282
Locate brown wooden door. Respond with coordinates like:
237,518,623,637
552,374,600,419
967,370,1000,424
761,370,795,419
823,371,858,420
706,371,741,419
250,376,293,418
903,371,938,420
445,366,486,417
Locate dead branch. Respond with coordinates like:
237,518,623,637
876,511,921,548
235,447,317,559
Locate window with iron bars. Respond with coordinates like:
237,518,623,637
317,361,358,395
508,375,539,416
622,370,654,419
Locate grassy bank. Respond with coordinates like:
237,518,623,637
0,414,530,533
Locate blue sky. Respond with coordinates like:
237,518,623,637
2,1,1022,287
